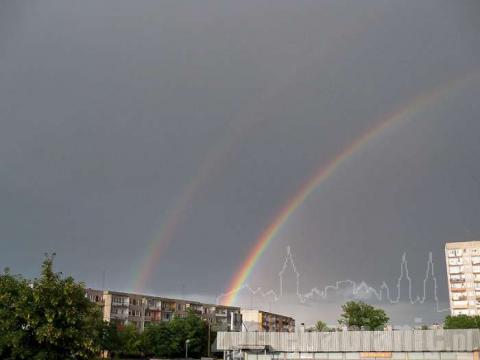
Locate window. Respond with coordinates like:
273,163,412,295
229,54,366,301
449,258,463,265
449,266,463,274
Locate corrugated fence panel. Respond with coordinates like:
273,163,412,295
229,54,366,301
217,330,480,352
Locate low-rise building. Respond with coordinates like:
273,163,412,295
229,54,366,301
217,329,480,360
240,309,295,332
86,288,242,332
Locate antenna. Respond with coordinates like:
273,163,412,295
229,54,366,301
101,269,106,291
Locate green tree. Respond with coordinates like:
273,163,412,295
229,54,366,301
99,322,122,357
315,320,330,332
0,269,36,359
338,301,389,330
29,254,103,359
169,312,208,358
142,322,176,358
117,323,142,357
0,255,104,359
444,315,480,329
141,312,208,358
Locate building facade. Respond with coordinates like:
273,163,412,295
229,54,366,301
86,289,242,332
217,329,480,360
240,309,295,332
445,241,480,316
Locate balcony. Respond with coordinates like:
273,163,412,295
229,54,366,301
449,268,463,274
452,301,469,309
112,301,129,307
449,260,463,266
110,312,128,320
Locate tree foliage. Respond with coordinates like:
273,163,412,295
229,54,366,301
142,321,176,358
444,315,480,329
0,269,36,359
338,301,389,330
142,312,208,359
315,320,330,332
118,324,142,357
0,255,103,359
99,321,122,357
0,255,211,359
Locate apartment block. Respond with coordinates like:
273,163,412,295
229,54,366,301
240,309,295,332
445,241,480,315
86,289,242,332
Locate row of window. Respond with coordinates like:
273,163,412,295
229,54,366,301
449,265,480,273
448,257,480,265
447,248,480,257
452,308,478,316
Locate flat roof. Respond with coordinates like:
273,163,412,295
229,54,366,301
86,288,241,310
241,309,295,320
217,330,480,352
445,241,480,249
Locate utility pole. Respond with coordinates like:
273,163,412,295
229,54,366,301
208,320,211,357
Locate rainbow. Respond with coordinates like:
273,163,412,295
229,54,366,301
221,71,478,306
132,12,389,292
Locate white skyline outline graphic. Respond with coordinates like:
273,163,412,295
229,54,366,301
218,247,450,313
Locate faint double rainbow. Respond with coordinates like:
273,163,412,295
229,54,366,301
220,70,479,306
132,9,392,292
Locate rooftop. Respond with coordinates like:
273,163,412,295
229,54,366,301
446,241,480,249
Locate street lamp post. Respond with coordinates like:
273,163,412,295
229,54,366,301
208,321,211,358
185,339,191,360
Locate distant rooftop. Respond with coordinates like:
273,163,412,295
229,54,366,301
445,241,480,249
86,288,240,309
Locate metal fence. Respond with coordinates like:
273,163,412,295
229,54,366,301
217,330,480,352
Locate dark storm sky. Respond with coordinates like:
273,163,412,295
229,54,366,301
1,0,480,322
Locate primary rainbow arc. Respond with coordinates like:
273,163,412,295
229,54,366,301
221,72,478,306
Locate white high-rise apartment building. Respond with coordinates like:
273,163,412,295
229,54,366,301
445,241,480,315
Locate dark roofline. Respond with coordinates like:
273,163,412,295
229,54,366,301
86,288,241,310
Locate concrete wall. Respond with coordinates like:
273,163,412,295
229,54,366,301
245,352,477,360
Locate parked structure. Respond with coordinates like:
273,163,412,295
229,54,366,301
217,329,480,360
240,309,295,332
86,288,242,331
445,241,480,315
